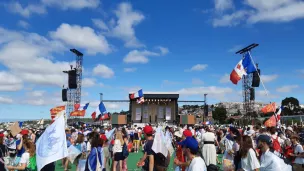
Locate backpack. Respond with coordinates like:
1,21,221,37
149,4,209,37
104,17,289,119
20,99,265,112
122,143,129,157
207,164,219,171
154,152,170,168
272,136,282,153
27,154,37,171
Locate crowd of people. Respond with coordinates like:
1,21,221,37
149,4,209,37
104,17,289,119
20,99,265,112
0,123,304,171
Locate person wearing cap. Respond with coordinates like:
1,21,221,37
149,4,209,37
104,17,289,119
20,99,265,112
289,135,304,171
137,125,154,171
285,127,293,139
176,137,207,171
182,129,192,140
257,134,292,171
100,134,110,171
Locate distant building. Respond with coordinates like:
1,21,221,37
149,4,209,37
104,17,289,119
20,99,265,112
129,92,179,124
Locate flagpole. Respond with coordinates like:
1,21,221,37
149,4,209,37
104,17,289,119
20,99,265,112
247,51,278,124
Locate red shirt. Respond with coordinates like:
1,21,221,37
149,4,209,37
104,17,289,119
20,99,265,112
176,145,185,171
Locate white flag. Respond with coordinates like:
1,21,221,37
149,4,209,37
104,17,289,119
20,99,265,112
36,111,68,171
105,128,116,140
152,127,168,157
67,145,81,163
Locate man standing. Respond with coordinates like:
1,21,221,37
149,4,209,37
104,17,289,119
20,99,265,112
257,135,292,171
178,137,207,171
137,125,154,171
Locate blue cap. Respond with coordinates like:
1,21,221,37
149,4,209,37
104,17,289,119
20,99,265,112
257,134,272,145
178,137,199,152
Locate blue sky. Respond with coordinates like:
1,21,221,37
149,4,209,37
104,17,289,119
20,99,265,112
0,0,304,119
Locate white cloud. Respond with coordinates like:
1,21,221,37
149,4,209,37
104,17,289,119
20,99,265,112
178,86,234,101
0,71,23,91
276,85,299,93
256,90,279,99
123,50,159,64
261,74,278,83
156,46,169,55
185,64,208,72
42,0,100,10
219,73,230,83
6,2,46,18
0,27,72,87
0,96,13,104
27,90,45,97
90,101,128,111
92,19,109,31
162,80,180,87
110,2,145,48
93,64,114,78
82,78,96,87
17,20,30,29
214,0,234,12
192,78,204,85
50,23,111,55
212,0,304,27
213,10,251,27
124,68,137,72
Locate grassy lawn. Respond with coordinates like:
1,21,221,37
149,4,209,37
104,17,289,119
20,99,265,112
55,151,223,171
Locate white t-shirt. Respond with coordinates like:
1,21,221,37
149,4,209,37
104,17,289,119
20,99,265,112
294,143,304,164
20,152,30,167
241,148,260,171
186,157,207,171
87,141,91,152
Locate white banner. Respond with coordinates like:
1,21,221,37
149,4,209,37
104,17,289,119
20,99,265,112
36,111,68,171
166,107,171,120
136,108,142,120
143,105,149,119
158,106,164,118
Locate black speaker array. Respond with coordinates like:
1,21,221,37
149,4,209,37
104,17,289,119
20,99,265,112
62,89,67,102
68,70,77,89
204,105,208,116
250,88,255,101
252,69,260,87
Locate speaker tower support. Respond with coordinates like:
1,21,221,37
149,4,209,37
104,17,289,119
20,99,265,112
236,44,259,122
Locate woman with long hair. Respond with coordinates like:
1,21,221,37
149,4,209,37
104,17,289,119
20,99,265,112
6,141,37,171
75,133,87,170
113,131,124,171
239,135,260,171
85,132,103,171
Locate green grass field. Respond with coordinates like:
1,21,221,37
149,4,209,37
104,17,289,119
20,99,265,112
55,151,223,171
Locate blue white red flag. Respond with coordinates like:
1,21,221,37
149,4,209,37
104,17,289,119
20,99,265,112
137,97,145,104
230,52,257,84
91,102,108,121
74,103,90,111
130,89,144,99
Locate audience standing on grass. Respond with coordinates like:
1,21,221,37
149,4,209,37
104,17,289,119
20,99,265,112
1,122,304,171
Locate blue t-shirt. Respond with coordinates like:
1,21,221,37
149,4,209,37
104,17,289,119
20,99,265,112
16,140,25,157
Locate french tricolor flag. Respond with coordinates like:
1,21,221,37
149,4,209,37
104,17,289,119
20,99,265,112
92,102,108,121
230,52,256,84
74,103,90,111
130,89,144,99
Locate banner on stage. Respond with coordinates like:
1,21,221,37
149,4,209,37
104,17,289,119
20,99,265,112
158,106,164,118
143,105,149,119
136,108,142,120
166,107,171,120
